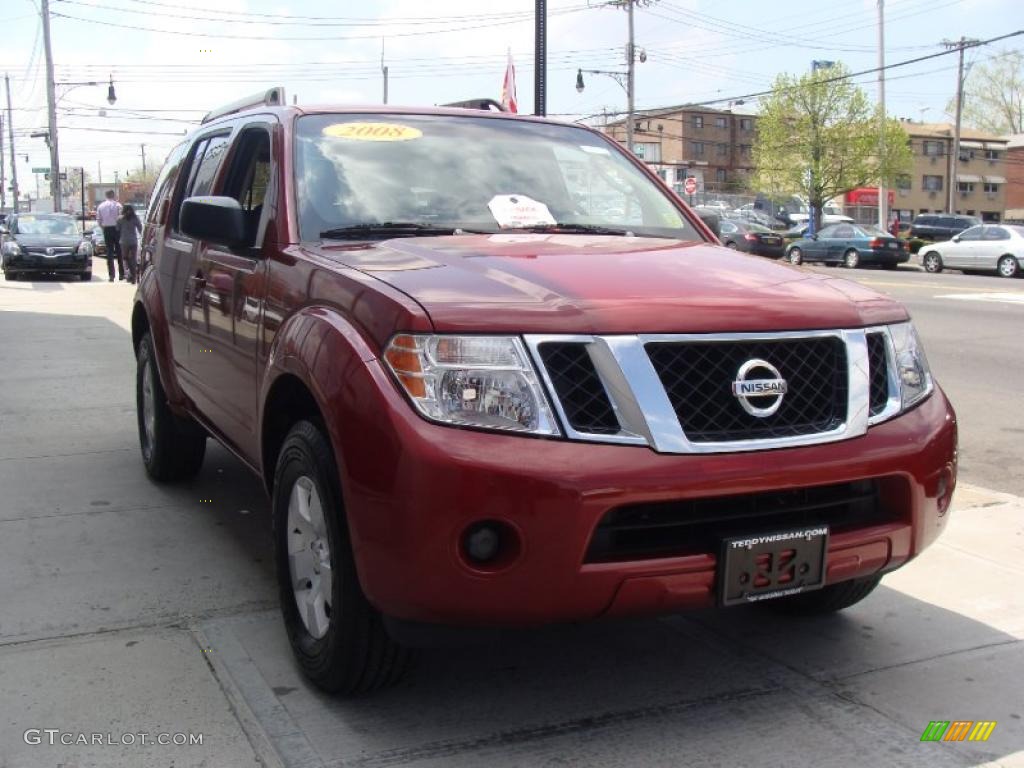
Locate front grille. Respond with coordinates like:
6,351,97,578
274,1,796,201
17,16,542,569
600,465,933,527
538,342,620,434
867,332,890,416
646,337,848,442
25,247,74,256
585,479,891,563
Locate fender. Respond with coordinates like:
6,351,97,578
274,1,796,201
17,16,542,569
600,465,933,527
132,271,190,413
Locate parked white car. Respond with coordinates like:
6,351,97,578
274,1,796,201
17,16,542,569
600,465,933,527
919,224,1024,278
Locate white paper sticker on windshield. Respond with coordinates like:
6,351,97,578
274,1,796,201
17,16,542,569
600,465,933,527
580,145,610,155
487,195,556,229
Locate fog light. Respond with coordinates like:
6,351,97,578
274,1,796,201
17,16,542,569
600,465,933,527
464,524,501,563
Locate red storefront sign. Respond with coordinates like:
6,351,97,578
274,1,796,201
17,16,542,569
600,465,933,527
845,187,896,206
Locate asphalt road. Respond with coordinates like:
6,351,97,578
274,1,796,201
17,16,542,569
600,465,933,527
0,262,1021,768
805,264,1024,496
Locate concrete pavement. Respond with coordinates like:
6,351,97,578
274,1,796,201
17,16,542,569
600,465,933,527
1,264,1022,767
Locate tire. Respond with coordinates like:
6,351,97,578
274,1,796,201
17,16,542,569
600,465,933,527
843,249,860,269
136,332,207,481
997,255,1019,279
274,420,411,694
725,241,738,249
787,247,803,265
81,271,92,282
768,575,882,615
3,271,16,281
922,252,942,273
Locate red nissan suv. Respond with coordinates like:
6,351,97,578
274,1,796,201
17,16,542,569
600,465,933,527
131,88,957,693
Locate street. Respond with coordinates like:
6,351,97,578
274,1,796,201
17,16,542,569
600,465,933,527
0,261,1021,767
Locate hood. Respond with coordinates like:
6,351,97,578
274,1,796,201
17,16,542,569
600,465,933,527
14,233,85,248
312,234,908,334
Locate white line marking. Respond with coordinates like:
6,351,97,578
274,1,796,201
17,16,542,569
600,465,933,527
936,292,1024,304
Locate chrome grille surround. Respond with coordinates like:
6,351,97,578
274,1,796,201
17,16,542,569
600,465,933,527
525,327,905,455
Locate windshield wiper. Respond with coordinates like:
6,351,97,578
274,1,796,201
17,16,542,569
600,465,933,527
320,222,467,239
516,223,639,236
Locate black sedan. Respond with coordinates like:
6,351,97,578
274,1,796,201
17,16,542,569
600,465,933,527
719,219,786,258
1,213,94,281
784,223,909,269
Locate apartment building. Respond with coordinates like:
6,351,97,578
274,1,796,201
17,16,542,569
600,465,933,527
896,122,1008,222
1005,134,1024,222
601,106,757,196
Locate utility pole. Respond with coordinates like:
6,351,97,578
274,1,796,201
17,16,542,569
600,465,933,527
41,0,61,212
625,0,635,155
381,39,388,105
1,113,5,211
942,37,979,213
140,143,146,176
877,0,888,230
4,74,18,213
534,0,546,116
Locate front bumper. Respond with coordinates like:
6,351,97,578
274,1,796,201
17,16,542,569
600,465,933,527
337,360,957,627
4,253,90,273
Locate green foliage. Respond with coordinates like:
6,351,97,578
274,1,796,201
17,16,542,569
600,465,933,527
753,65,912,227
960,50,1024,135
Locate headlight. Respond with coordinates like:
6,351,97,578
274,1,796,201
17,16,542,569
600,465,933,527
887,321,933,410
76,240,94,256
2,241,22,257
384,334,559,435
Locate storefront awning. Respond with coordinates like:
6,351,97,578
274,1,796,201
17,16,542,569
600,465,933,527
956,174,981,183
960,140,985,149
984,175,1007,184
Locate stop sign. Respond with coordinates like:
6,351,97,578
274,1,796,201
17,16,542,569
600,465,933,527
684,177,697,195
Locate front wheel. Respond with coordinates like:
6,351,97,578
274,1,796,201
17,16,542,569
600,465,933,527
787,247,803,265
725,241,738,249
136,332,207,481
274,420,411,694
997,255,1019,279
768,575,882,615
843,249,860,269
3,270,18,281
922,252,942,273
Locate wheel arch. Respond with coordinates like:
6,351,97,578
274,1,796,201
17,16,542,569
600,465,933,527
259,307,380,496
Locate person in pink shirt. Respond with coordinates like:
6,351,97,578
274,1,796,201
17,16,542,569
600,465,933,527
96,190,124,281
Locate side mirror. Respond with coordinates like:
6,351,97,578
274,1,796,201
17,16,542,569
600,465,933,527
809,233,818,241
180,196,248,250
0,225,9,235
951,235,960,243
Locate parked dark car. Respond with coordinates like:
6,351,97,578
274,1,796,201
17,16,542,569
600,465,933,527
1,212,94,281
785,223,909,268
719,219,785,258
910,213,980,242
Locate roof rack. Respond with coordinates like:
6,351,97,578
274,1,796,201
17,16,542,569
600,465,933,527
440,98,506,112
202,87,286,124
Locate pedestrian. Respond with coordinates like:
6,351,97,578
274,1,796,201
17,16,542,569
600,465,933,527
96,190,124,281
118,204,143,284
889,212,901,239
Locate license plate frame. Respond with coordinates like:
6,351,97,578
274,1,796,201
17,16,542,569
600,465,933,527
718,525,828,606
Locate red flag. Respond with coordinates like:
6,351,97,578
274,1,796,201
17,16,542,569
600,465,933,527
500,49,518,113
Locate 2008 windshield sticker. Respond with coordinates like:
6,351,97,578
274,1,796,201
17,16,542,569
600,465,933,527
487,195,556,229
322,123,423,141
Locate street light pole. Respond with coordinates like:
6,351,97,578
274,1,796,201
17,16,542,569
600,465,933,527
41,0,62,212
877,0,888,230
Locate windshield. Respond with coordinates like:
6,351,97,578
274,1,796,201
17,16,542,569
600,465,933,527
294,114,702,241
14,215,79,236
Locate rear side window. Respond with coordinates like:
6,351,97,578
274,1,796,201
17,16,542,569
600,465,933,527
937,216,957,228
915,215,935,225
955,217,978,229
147,142,187,226
983,226,1010,240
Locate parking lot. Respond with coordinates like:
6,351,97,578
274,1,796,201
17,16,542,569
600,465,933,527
1,261,1022,768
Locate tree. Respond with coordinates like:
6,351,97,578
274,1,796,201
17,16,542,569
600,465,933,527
959,50,1024,135
752,65,912,230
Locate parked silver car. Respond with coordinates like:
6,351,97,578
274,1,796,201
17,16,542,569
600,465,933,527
919,224,1024,278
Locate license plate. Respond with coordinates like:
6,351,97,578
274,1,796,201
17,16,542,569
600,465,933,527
718,525,828,606
764,238,780,245
888,242,897,248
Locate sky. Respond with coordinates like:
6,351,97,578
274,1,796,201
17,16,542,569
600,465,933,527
0,0,1020,198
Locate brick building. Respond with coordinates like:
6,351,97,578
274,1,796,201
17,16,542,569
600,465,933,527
894,122,1009,222
1004,134,1024,222
601,106,757,196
